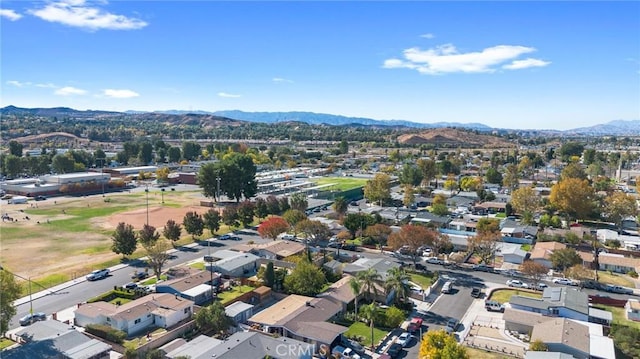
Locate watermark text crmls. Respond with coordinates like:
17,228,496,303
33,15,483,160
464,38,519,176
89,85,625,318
275,343,316,357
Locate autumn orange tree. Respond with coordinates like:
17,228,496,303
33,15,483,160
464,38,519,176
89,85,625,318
388,224,436,265
549,178,595,222
364,223,392,251
604,192,638,233
468,218,501,264
257,216,289,240
520,260,548,288
419,330,469,359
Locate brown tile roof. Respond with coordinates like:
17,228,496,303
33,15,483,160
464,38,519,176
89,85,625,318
598,254,640,270
75,301,117,318
232,240,305,258
111,293,193,321
531,318,590,354
318,275,356,305
530,241,566,260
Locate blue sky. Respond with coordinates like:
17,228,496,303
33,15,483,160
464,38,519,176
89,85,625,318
1,1,638,130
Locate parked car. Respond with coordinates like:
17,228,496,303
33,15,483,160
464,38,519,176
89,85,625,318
534,282,548,291
218,234,231,240
507,280,529,289
35,195,47,201
445,318,459,333
387,343,403,358
604,285,634,294
415,263,426,271
86,268,110,281
553,278,577,286
123,282,138,290
131,271,149,280
471,288,482,298
425,257,444,265
19,312,47,326
485,300,505,312
396,332,413,347
407,317,423,333
342,347,361,359
473,264,494,273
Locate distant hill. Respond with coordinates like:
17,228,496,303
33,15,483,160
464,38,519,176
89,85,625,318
563,120,640,136
397,128,514,148
0,105,120,118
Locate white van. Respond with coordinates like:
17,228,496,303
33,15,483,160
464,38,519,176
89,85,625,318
441,281,454,294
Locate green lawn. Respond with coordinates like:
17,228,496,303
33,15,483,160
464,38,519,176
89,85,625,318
109,297,133,305
344,321,388,348
312,177,368,191
141,275,167,285
410,273,436,289
597,272,635,288
489,289,542,304
217,285,254,305
597,305,640,330
0,338,15,351
520,244,532,251
190,262,206,270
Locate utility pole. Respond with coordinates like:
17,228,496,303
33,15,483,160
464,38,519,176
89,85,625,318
145,184,150,226
216,176,221,203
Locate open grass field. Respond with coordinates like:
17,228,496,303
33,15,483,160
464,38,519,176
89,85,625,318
489,289,542,304
0,188,221,290
312,176,368,191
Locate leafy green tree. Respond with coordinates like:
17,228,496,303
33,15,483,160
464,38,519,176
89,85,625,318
284,259,326,296
431,203,449,216
385,267,411,305
343,212,375,239
510,187,540,225
266,195,281,215
611,324,640,359
138,224,160,247
550,178,595,221
419,330,469,359
52,153,76,173
559,142,584,162
502,163,520,191
399,163,424,187
529,339,548,351
4,155,22,179
484,167,503,184
282,209,307,229
604,192,638,233
218,152,258,202
222,205,240,229
332,196,348,218
338,140,349,155
264,262,275,287
296,219,332,243
197,163,222,201
8,140,23,157
550,248,582,272
237,200,255,227
384,306,406,328
364,173,391,205
255,197,269,219
203,209,221,236
111,222,138,258
195,301,230,334
289,192,308,212
163,219,182,243
417,158,437,186
278,196,291,213
182,141,201,161
139,141,153,164
183,211,204,239
0,268,21,335
258,216,289,240
144,239,171,280
560,162,588,181
359,304,380,350
403,184,416,208
167,146,181,163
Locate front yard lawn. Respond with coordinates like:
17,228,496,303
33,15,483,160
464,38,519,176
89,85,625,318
0,338,15,350
410,272,436,289
597,272,635,288
489,289,542,304
465,347,515,359
344,321,388,349
596,304,640,330
217,285,254,305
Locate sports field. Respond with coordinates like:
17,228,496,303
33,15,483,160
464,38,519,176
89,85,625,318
0,188,216,288
312,176,367,191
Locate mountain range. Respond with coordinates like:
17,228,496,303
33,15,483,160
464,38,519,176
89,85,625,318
1,106,639,136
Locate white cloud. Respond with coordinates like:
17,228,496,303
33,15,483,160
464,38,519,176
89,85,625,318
383,43,550,75
503,58,551,70
55,86,87,96
103,89,140,98
272,77,293,84
420,33,435,39
36,83,57,88
29,0,148,31
218,92,241,98
0,9,23,21
6,80,31,87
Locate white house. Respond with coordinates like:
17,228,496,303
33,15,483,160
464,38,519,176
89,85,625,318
625,299,640,322
75,293,194,336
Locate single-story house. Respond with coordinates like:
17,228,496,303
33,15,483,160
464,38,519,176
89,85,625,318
530,241,566,268
75,293,194,336
510,287,611,325
211,252,259,278
626,299,640,322
318,275,356,313
525,353,575,359
322,260,344,275
3,320,112,359
162,335,222,359
156,270,220,305
500,244,528,264
165,331,315,359
225,301,255,324
531,318,615,359
410,212,450,228
248,294,347,350
232,240,306,260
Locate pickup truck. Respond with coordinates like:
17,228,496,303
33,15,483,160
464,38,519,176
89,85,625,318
86,268,110,281
604,285,633,294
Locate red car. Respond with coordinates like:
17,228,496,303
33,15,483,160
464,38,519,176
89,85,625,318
407,317,423,333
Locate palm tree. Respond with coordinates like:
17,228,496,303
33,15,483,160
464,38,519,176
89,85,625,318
385,267,411,305
357,268,381,302
332,196,348,218
349,277,362,321
359,303,379,350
